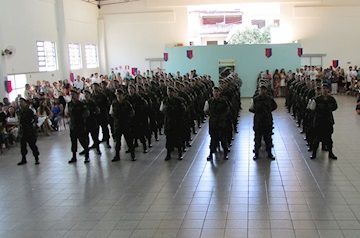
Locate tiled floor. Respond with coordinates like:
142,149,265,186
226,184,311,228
0,96,360,238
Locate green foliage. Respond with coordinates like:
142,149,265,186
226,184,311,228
226,26,271,44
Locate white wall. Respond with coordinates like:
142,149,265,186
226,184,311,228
280,1,360,68
99,0,188,75
0,0,99,99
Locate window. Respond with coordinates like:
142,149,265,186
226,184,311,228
7,74,27,102
85,44,98,68
207,41,218,45
69,43,82,70
37,41,57,71
251,19,266,29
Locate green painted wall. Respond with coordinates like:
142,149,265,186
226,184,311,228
164,43,301,97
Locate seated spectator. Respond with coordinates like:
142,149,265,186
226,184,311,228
49,98,64,131
37,100,52,136
6,105,19,144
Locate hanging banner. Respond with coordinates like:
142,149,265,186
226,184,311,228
131,67,138,76
219,59,236,79
164,53,168,62
298,48,303,57
265,48,272,58
125,65,130,70
332,60,339,68
187,50,193,59
4,80,12,93
69,73,74,82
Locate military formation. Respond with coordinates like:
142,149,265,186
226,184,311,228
63,73,243,163
286,74,338,160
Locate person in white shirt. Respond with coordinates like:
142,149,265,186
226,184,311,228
91,73,101,85
309,66,318,80
345,66,357,92
73,75,84,90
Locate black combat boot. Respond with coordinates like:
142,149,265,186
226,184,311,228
112,151,120,162
310,151,316,160
143,143,148,153
35,156,40,165
165,150,171,161
68,153,77,164
17,156,27,165
328,150,337,160
178,148,183,160
207,152,213,161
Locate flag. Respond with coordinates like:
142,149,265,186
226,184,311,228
164,53,168,62
70,73,74,82
298,48,303,57
187,50,193,59
4,80,12,93
131,67,138,76
332,60,339,68
265,48,272,58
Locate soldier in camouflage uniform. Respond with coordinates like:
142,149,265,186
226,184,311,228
67,89,90,164
110,89,136,161
250,84,277,161
204,86,231,161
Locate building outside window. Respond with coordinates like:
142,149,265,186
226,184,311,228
37,41,57,72
85,44,98,68
69,43,82,70
6,74,27,102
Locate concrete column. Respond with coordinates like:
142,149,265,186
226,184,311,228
55,0,70,80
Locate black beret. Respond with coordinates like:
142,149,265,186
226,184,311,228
321,83,329,88
116,89,125,95
213,86,222,91
70,88,80,94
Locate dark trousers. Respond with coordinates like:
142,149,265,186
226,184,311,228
312,125,333,151
115,128,134,158
70,129,89,157
20,134,39,158
88,123,100,149
98,117,110,142
209,129,228,153
254,127,272,154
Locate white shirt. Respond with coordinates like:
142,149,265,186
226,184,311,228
73,80,84,90
309,70,318,80
91,77,101,84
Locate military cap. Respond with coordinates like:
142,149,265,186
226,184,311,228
92,82,100,87
137,85,145,90
116,89,125,95
19,97,28,103
183,81,190,85
316,86,321,90
212,86,222,91
70,88,80,94
128,84,136,90
321,83,329,88
159,79,165,83
259,84,268,89
84,89,91,94
167,86,177,92
219,79,225,83
315,78,322,83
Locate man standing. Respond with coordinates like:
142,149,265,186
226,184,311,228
110,89,136,161
309,83,338,160
161,87,186,160
250,84,277,160
66,89,90,164
204,86,230,161
16,98,40,165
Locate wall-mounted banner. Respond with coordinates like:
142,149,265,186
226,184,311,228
332,60,339,68
265,48,272,58
298,48,303,57
219,59,236,79
70,73,74,82
125,65,130,70
164,53,168,62
4,80,12,93
131,67,138,76
187,50,193,59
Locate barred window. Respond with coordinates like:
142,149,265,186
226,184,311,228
85,44,98,68
69,43,82,70
37,41,57,72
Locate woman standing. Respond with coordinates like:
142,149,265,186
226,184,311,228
273,69,280,97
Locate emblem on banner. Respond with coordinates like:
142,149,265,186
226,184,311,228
332,60,339,68
187,50,193,59
298,48,303,57
265,48,272,58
